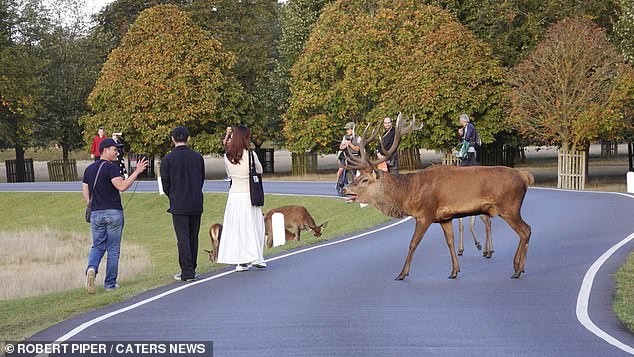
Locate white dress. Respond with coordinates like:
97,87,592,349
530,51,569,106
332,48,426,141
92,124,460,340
217,150,265,265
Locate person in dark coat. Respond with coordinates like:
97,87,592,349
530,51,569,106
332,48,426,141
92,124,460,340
377,117,399,173
160,126,206,281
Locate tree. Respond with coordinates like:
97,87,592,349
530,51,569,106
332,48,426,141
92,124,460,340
84,5,242,156
40,0,103,161
0,0,48,181
429,0,621,67
615,0,634,65
190,0,281,148
508,17,629,152
284,0,508,154
274,0,332,114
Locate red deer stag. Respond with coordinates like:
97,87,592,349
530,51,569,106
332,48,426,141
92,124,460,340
264,205,327,248
342,113,533,280
458,215,493,258
204,223,222,262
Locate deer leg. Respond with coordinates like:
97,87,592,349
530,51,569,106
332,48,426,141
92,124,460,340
500,212,531,278
458,218,464,256
469,215,482,251
440,221,461,279
482,215,493,259
396,219,431,281
295,226,301,241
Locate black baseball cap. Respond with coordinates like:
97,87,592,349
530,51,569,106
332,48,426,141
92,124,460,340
171,126,190,142
99,138,124,152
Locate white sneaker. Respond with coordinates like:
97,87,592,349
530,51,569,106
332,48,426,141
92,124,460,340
235,264,249,272
86,268,96,294
105,284,120,291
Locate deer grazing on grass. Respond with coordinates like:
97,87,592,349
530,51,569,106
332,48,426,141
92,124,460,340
204,223,222,262
264,205,328,248
458,215,493,258
342,113,533,280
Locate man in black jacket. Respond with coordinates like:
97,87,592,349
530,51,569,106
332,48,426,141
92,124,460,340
160,126,205,281
377,117,399,173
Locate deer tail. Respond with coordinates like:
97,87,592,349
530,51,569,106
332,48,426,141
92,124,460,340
518,170,534,187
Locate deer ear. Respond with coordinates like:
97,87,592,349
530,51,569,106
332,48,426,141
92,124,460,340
320,221,328,228
373,169,383,179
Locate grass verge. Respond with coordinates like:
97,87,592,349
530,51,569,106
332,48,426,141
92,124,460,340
615,252,634,333
0,192,389,342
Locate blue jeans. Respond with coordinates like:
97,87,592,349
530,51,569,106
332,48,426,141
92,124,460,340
86,209,124,289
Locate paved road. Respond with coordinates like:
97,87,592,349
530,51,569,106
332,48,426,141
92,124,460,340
16,182,634,356
0,180,337,197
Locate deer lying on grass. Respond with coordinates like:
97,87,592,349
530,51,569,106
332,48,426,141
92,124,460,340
264,205,328,248
204,223,222,262
342,113,533,280
458,215,493,258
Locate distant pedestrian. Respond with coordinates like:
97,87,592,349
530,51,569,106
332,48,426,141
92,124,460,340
160,126,206,282
217,125,266,272
458,114,478,166
377,116,399,173
90,127,107,161
83,138,148,294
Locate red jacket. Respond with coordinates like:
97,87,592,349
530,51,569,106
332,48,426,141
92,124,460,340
90,135,106,157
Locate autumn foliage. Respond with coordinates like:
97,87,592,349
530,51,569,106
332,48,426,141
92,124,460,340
85,5,240,156
283,0,508,153
508,17,631,151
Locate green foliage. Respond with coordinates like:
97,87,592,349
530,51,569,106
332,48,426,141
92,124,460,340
0,44,47,151
284,0,508,153
429,0,620,67
615,0,634,65
84,5,241,156
508,17,630,151
190,0,282,147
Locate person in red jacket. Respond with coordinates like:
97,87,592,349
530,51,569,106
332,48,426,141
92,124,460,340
90,127,107,161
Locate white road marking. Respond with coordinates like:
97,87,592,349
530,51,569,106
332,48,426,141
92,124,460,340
54,217,412,342
52,186,634,354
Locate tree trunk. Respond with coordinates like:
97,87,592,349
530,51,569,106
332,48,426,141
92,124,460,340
62,144,69,162
627,141,634,171
14,144,26,182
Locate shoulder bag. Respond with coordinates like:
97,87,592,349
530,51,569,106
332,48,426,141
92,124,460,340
248,150,264,206
455,140,470,160
85,161,106,223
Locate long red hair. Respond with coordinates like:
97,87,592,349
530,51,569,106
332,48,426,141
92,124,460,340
226,125,251,164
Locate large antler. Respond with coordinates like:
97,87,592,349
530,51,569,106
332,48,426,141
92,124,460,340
342,112,423,171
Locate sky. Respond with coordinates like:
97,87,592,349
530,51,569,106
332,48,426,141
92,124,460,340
87,0,114,15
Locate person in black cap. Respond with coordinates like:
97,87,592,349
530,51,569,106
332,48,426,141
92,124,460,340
160,126,205,281
82,138,148,294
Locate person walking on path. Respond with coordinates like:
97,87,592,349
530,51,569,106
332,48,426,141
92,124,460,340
90,127,107,161
83,138,148,294
217,125,266,272
160,126,206,282
458,114,478,166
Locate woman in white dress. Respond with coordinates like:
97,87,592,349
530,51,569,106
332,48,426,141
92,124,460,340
217,125,266,272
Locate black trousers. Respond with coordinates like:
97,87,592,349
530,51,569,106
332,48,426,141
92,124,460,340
459,152,477,166
171,214,201,279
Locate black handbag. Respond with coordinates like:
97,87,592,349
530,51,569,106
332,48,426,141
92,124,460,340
248,150,264,207
85,162,106,223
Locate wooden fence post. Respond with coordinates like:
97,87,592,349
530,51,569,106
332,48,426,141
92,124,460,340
557,150,585,190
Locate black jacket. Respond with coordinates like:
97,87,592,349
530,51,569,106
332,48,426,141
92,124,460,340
160,146,205,215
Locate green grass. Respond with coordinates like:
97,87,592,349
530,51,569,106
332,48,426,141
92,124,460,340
615,252,634,333
0,192,389,342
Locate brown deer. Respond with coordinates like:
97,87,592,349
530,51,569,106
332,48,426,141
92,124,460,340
342,113,533,280
458,215,493,258
264,205,328,248
204,223,222,262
